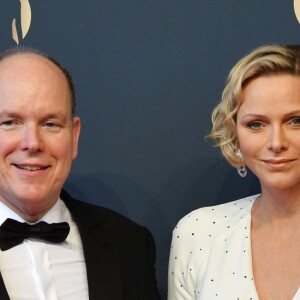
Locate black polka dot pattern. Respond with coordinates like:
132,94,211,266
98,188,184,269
168,195,261,299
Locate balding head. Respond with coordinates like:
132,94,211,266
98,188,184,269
0,47,76,117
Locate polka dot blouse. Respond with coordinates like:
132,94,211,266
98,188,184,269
168,194,300,299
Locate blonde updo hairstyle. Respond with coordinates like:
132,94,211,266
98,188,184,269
208,44,300,168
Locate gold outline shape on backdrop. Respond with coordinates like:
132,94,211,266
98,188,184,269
294,0,300,23
12,0,32,44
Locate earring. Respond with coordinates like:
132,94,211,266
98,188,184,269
236,148,243,160
236,148,247,177
238,165,247,177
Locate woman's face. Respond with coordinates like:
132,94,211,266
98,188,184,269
236,74,300,191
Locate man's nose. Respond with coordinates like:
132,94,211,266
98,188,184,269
20,124,44,153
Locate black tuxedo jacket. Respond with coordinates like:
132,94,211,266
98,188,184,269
0,190,161,300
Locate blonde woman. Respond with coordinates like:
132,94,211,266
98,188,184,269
168,44,300,300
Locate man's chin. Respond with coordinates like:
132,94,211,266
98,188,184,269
7,194,57,221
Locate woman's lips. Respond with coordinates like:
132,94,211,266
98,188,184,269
262,159,295,169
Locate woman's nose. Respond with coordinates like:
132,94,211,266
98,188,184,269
268,126,288,153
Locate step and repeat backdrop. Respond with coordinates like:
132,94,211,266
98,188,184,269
1,1,300,297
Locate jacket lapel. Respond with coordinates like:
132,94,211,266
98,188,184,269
80,217,123,300
62,191,123,300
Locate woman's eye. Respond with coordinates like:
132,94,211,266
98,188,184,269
247,121,262,129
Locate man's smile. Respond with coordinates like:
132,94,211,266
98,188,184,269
13,164,49,171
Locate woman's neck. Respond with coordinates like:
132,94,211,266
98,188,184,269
252,187,300,229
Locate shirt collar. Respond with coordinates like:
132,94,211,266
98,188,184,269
0,199,81,247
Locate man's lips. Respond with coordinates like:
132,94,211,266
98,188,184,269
13,164,49,171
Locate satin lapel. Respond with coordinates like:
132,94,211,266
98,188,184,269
0,272,9,300
63,194,123,300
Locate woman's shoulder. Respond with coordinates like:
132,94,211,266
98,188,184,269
173,194,258,236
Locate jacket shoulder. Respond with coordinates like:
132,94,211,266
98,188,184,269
60,189,152,236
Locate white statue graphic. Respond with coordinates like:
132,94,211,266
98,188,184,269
12,0,31,44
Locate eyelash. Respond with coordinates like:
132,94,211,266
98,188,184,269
246,117,300,129
0,120,63,131
44,122,59,127
289,117,300,125
247,121,263,129
0,120,19,127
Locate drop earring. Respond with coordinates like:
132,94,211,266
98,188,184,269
236,148,247,177
237,165,247,177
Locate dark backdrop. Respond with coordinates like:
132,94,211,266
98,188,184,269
1,1,300,298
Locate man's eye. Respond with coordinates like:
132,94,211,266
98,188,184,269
290,117,300,125
0,120,19,128
45,122,58,127
43,122,62,131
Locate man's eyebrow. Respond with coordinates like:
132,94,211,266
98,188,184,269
0,112,70,121
0,112,21,118
42,113,67,119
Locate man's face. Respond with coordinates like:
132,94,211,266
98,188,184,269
0,53,80,221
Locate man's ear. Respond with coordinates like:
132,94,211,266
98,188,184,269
71,116,81,160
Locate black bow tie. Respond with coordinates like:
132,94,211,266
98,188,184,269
0,218,70,251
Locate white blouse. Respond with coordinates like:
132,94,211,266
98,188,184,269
168,195,300,299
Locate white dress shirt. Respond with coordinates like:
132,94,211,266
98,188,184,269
0,199,89,300
168,194,300,300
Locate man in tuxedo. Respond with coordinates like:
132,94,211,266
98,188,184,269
0,48,161,300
